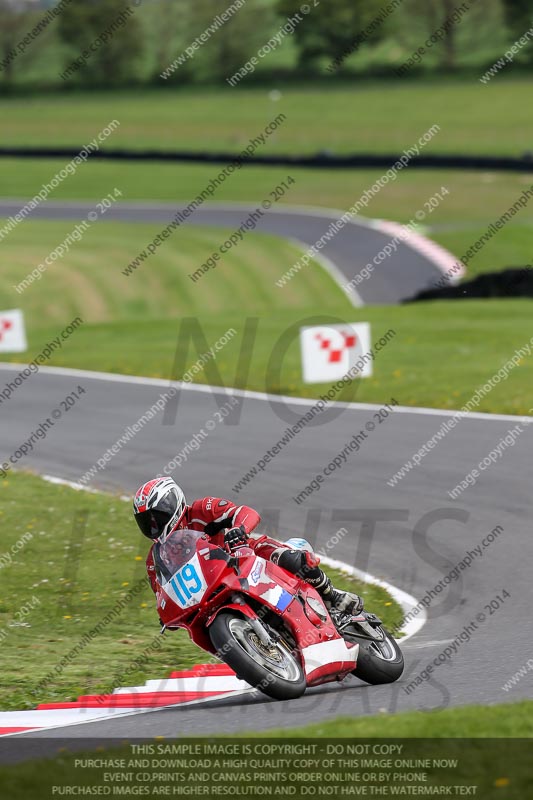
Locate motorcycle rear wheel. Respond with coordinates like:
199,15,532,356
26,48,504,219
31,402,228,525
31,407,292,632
344,625,404,685
209,612,306,700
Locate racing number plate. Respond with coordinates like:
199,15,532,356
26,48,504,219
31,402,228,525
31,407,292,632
165,553,208,609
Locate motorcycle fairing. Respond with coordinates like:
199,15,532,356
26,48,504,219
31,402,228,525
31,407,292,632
156,532,361,686
301,638,359,685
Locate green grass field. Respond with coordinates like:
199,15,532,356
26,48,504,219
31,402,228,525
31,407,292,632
0,472,402,712
0,220,337,325
265,700,533,737
1,80,532,155
1,219,532,414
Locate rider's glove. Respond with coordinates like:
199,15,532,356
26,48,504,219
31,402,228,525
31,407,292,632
224,525,248,552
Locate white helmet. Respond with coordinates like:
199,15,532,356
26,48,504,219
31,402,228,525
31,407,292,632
284,537,314,553
133,477,186,541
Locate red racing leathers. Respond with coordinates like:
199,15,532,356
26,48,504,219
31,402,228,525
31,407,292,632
144,494,364,615
146,496,291,593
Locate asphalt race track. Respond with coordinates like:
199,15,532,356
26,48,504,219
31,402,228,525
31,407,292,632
0,200,453,304
1,364,531,745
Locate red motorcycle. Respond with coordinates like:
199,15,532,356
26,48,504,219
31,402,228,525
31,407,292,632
154,529,404,700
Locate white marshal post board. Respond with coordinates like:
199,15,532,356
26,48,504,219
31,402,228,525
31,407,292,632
0,309,28,353
300,323,372,383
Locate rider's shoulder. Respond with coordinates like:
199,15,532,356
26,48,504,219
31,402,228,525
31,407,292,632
194,496,233,516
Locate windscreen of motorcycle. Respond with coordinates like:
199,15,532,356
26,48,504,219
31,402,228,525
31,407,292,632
155,528,204,575
154,529,209,609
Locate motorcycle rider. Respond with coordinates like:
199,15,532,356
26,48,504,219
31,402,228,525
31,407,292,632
133,476,363,616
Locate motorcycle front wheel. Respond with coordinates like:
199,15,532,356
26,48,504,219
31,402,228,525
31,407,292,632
209,612,306,700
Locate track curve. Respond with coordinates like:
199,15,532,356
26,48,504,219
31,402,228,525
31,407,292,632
1,364,531,740
0,200,456,304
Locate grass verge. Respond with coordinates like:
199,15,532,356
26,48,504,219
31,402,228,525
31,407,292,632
2,303,533,415
0,220,342,325
1,81,532,155
261,700,533,737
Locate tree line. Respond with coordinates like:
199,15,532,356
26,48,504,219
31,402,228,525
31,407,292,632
0,0,531,88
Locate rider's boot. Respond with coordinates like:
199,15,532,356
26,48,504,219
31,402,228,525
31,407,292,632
313,572,364,616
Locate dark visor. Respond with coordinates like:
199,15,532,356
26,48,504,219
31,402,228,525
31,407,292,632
135,509,173,540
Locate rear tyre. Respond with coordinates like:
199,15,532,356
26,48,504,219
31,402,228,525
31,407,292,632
209,612,306,700
346,626,404,685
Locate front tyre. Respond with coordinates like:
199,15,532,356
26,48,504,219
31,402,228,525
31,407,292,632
209,612,306,700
